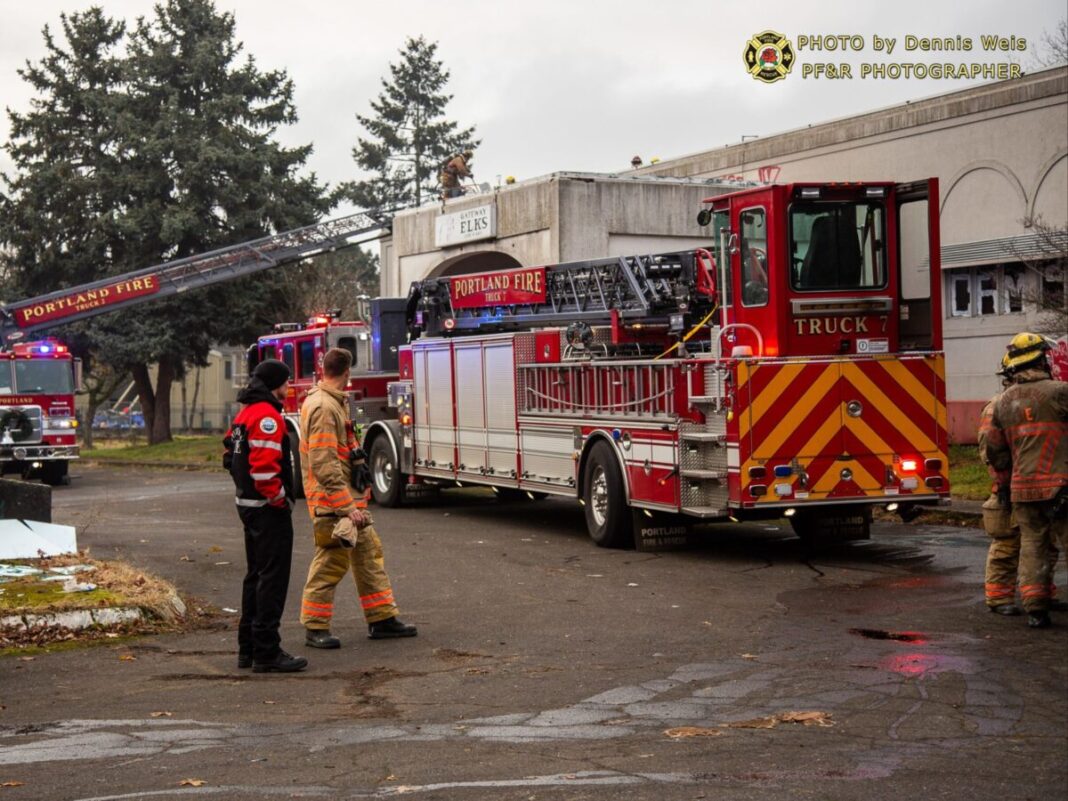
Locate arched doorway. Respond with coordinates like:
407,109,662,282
429,251,523,278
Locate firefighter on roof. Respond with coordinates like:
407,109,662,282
440,149,473,199
985,333,1068,629
979,354,1062,617
226,359,307,673
299,347,417,647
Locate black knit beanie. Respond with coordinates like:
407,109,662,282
253,359,291,391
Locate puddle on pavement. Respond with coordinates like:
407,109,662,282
849,628,928,643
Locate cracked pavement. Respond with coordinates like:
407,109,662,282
0,465,1065,800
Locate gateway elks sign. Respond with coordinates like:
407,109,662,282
435,204,497,247
13,274,161,328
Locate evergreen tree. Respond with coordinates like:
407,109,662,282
345,36,478,209
1,0,330,444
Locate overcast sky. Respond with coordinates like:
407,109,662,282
1,0,1065,209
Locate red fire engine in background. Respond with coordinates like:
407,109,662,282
0,338,81,485
0,210,393,488
248,300,406,495
359,179,950,547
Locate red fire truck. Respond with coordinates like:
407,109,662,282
360,179,950,547
0,338,82,485
0,210,392,487
248,301,406,494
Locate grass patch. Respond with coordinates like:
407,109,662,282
0,578,123,614
1,554,179,619
82,434,221,468
949,444,990,501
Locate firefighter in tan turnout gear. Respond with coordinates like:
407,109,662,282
300,348,417,647
985,333,1068,629
979,355,1061,616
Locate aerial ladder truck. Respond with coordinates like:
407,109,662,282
360,179,951,548
0,210,394,483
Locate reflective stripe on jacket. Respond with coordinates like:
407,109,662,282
227,400,291,508
300,383,358,516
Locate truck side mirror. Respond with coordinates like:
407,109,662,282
245,343,260,376
73,358,86,394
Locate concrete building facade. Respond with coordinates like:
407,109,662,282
381,67,1068,443
380,174,735,297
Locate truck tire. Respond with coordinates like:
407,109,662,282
369,435,404,507
288,431,305,500
39,461,70,486
582,441,633,549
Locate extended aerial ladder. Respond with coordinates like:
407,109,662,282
1,209,394,348
406,249,719,341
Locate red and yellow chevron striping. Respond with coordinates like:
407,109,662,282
733,355,949,506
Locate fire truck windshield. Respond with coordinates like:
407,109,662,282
790,202,886,292
11,359,73,394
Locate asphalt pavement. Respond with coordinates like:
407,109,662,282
0,464,1065,800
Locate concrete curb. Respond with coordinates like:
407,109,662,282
1,606,143,632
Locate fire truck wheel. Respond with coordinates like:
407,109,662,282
369,435,404,508
288,431,305,500
582,441,633,549
38,461,69,486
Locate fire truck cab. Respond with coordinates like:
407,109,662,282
362,179,950,548
248,301,406,496
0,338,81,485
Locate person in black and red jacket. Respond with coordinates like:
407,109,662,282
224,359,307,673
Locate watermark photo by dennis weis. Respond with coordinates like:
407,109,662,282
745,30,1029,83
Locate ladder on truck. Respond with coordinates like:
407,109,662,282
408,249,718,339
0,210,394,348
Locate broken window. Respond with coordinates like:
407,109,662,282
951,272,971,316
1042,263,1067,311
977,270,998,316
1002,264,1025,313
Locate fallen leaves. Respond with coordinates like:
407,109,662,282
723,710,834,729
119,654,137,662
0,781,25,787
664,711,834,739
664,726,723,739
150,711,172,718
178,778,206,787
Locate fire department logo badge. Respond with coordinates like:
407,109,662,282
744,31,795,84
259,417,278,435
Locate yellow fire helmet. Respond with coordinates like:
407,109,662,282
1004,331,1051,372
996,352,1012,376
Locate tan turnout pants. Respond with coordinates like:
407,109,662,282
1014,501,1068,614
301,515,398,628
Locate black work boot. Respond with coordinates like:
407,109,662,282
237,651,253,669
1027,611,1052,629
253,650,309,673
305,629,341,649
368,617,418,639
989,603,1022,617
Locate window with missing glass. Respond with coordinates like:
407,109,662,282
947,263,1031,318
790,202,886,291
